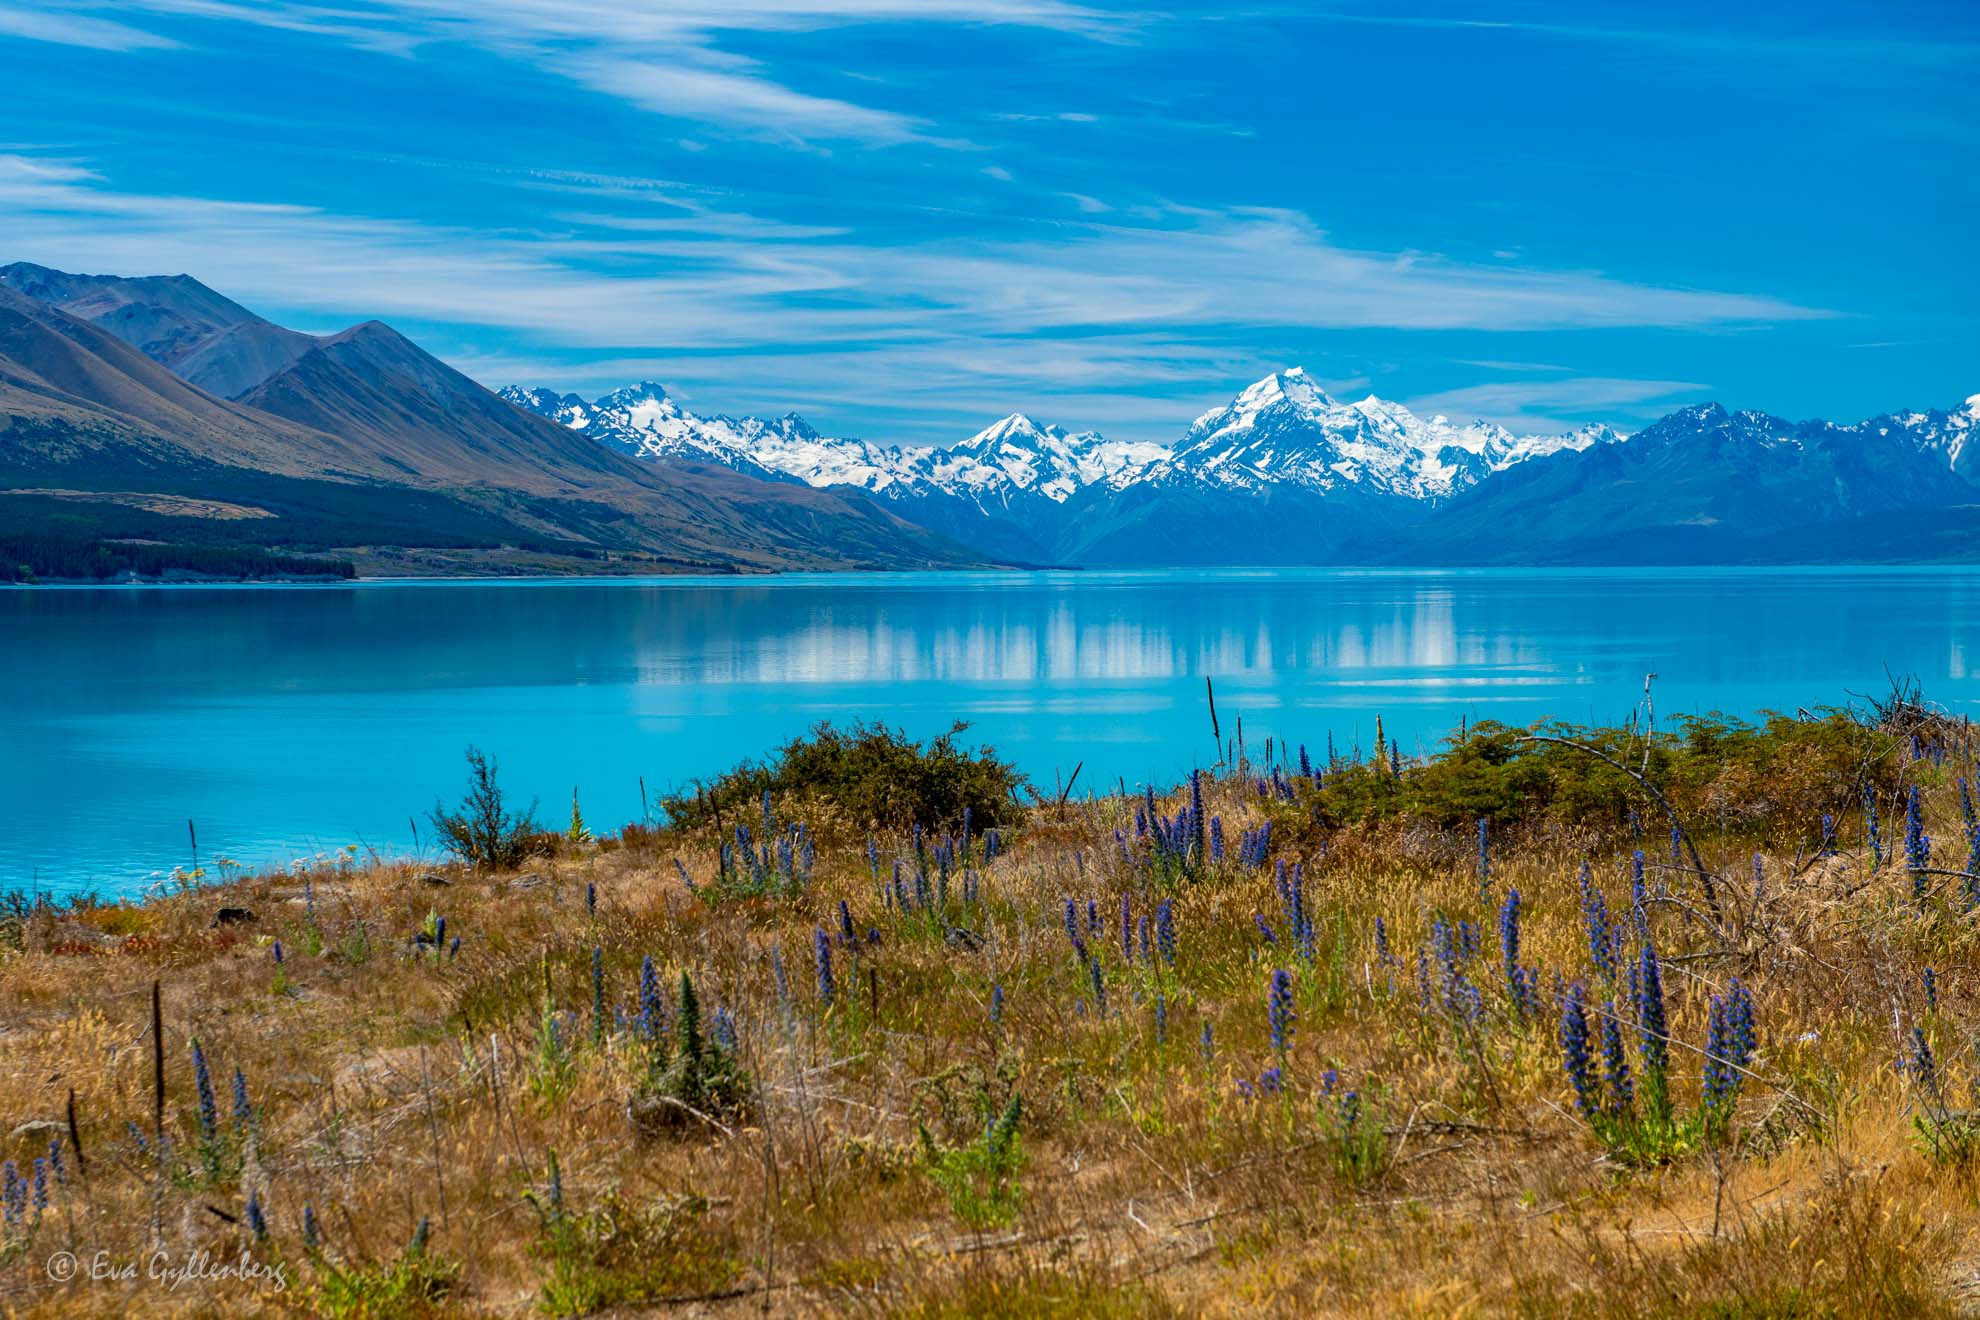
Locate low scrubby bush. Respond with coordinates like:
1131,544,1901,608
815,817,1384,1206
661,720,1026,836
1301,709,1897,851
429,746,543,870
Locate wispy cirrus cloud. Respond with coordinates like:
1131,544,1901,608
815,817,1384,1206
0,3,177,49
872,209,1821,334
446,333,1242,438
560,55,931,147
400,0,1115,42
76,0,1122,145
1290,7,1980,69
0,154,1819,336
1407,375,1710,433
0,152,1821,440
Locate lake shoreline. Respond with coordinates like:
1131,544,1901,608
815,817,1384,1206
15,558,1980,589
11,565,1980,893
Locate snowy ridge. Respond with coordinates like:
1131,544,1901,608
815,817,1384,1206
499,371,1980,565
1153,368,1624,499
496,382,879,486
1866,393,1980,474
934,412,1168,502
498,383,1168,511
499,368,1629,511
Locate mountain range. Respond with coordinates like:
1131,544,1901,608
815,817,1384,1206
4,258,1976,577
505,371,1980,566
0,262,980,578
499,371,1635,563
1393,396,1980,563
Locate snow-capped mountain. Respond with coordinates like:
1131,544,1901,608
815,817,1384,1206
498,382,1160,507
1861,394,1980,479
933,412,1169,504
499,382,1179,561
1143,367,1624,499
497,382,869,486
500,369,1978,566
500,370,1642,563
1393,397,1980,565
504,369,1621,507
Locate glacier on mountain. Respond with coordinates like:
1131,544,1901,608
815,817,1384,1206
499,368,1626,513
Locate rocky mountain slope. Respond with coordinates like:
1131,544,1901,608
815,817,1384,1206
0,265,988,576
1386,398,1980,564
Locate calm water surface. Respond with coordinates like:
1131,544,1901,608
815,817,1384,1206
7,568,1980,894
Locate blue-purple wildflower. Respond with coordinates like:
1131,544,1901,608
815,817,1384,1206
814,926,835,1005
191,1040,219,1143
1560,984,1599,1118
1268,968,1295,1053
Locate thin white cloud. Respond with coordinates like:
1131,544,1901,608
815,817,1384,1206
333,0,1111,42
75,0,422,53
0,3,176,49
1450,359,1574,373
448,334,1234,438
1407,376,1709,433
93,0,1119,144
0,155,1820,344
554,209,846,240
0,154,1819,443
863,209,1820,333
0,155,884,344
1294,8,1980,69
562,55,928,147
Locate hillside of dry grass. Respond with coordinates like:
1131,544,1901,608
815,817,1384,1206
2,705,1978,1316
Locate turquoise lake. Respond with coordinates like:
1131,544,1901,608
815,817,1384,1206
7,567,1980,895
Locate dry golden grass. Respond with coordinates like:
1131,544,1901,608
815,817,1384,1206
3,745,1980,1317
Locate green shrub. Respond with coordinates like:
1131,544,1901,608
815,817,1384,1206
920,1094,1026,1229
527,1156,737,1318
1317,1084,1389,1186
429,746,542,871
661,720,1027,835
629,972,751,1134
1303,710,1895,850
310,1220,461,1319
528,961,578,1107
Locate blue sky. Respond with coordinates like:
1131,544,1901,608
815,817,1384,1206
1,0,1974,444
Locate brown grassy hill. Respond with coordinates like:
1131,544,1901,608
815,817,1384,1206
0,272,987,577
0,283,362,474
1,261,316,398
